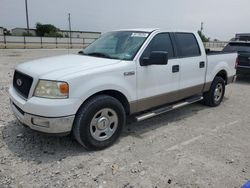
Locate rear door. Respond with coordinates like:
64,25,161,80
174,33,206,98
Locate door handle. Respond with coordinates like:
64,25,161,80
199,61,205,68
172,65,179,73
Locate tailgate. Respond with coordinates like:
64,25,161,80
238,52,250,67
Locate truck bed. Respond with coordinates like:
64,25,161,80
206,51,237,84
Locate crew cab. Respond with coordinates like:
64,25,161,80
9,29,237,150
223,41,250,75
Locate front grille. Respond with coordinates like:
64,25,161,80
13,71,33,99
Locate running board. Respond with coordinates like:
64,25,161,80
136,96,203,122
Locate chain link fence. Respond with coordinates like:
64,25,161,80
203,41,229,51
0,35,98,49
0,35,229,51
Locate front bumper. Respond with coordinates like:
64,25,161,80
11,101,75,134
8,85,81,134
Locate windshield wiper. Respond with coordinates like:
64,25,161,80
85,52,111,59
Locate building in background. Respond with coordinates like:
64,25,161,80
12,28,37,36
58,30,101,39
11,27,101,39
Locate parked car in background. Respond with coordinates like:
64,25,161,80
223,41,250,75
9,29,237,150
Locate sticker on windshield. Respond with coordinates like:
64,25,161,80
131,33,149,38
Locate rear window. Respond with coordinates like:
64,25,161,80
175,33,201,57
223,42,250,53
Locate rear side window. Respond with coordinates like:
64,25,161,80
141,33,174,59
175,33,201,57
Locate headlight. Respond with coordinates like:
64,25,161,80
34,80,69,99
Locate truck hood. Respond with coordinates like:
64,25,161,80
16,54,121,79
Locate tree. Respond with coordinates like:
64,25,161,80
3,28,11,36
198,30,210,42
36,22,62,37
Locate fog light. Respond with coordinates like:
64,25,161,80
31,117,50,128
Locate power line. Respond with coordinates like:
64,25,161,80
25,0,30,34
68,13,72,48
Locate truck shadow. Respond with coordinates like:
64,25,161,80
3,120,86,164
3,102,208,163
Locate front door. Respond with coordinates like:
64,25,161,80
136,32,180,112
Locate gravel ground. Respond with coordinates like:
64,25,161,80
0,49,250,188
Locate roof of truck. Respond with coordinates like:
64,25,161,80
114,28,196,34
115,28,158,32
229,40,250,44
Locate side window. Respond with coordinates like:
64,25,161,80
141,33,174,59
175,33,201,57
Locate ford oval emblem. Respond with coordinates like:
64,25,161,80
16,79,23,86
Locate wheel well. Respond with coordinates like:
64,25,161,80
215,70,227,84
87,90,130,115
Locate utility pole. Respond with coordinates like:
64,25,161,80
25,0,30,34
200,22,204,34
68,13,72,47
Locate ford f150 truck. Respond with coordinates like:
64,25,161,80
9,29,237,150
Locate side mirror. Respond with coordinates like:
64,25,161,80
78,51,84,55
141,51,168,66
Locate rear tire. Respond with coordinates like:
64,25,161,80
73,95,125,150
203,76,225,107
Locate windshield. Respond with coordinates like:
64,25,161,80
83,31,149,60
223,42,250,53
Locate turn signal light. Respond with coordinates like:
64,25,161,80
59,83,69,94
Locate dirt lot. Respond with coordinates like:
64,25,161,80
0,49,250,188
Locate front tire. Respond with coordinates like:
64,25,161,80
73,95,125,150
203,76,225,107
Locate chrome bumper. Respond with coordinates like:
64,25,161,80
10,101,75,134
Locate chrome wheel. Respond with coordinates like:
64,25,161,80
214,83,223,102
90,108,118,141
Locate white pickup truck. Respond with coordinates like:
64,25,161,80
9,29,237,150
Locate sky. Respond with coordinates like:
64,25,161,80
0,0,250,41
